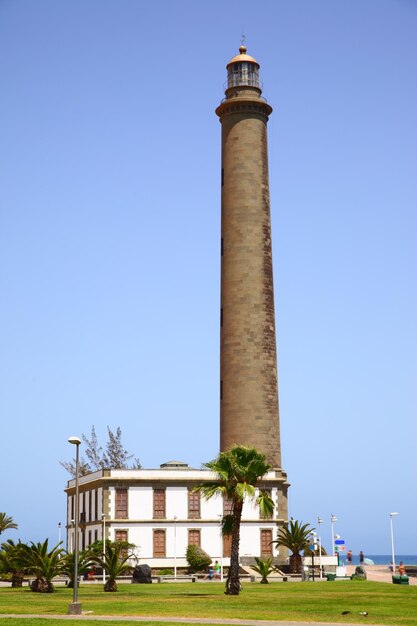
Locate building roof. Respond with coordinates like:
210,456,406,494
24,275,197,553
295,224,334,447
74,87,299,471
227,45,259,68
159,460,190,468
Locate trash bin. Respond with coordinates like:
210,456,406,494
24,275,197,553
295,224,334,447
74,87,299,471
392,575,409,585
326,573,336,581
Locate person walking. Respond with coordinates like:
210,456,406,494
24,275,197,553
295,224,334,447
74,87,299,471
347,550,353,564
359,551,364,564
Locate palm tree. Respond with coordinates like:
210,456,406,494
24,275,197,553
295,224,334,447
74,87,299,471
271,518,314,573
252,557,275,583
0,540,26,587
92,542,133,591
21,539,65,592
195,445,274,595
0,513,18,535
61,549,96,588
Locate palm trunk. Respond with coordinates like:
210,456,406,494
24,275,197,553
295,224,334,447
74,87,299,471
104,577,118,592
225,499,243,595
31,577,54,593
289,553,302,574
11,573,24,588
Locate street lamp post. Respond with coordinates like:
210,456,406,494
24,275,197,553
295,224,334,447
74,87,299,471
310,532,317,581
331,514,338,563
390,512,398,576
69,519,74,552
68,436,82,615
218,515,223,581
102,513,106,585
173,516,177,579
58,522,61,546
317,516,323,580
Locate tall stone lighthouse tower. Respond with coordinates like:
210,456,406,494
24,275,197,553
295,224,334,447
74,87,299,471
217,45,286,477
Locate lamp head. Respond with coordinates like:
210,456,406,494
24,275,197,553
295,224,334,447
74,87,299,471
68,436,81,446
390,512,398,517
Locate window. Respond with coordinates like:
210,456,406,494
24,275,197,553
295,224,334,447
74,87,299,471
115,488,128,518
115,529,128,543
153,530,166,557
70,496,74,522
223,496,233,516
260,529,273,557
259,489,273,519
188,490,200,519
89,491,93,522
188,529,201,547
95,490,99,521
115,530,128,557
153,489,166,519
223,534,232,557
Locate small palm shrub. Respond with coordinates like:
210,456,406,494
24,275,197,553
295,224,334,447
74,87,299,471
91,542,133,592
60,549,96,588
252,557,275,583
21,540,64,593
0,540,26,587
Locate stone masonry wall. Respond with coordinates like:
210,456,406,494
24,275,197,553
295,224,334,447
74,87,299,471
219,108,281,469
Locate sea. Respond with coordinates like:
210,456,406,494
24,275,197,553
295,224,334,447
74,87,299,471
340,554,417,566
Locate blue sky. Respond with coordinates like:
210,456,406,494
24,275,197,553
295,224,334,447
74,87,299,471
0,0,416,555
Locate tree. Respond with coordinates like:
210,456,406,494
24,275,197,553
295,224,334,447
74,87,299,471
20,539,65,593
271,518,315,573
102,426,141,469
195,445,274,595
0,540,26,587
91,541,134,592
82,425,104,470
60,425,141,477
0,513,18,535
252,556,275,584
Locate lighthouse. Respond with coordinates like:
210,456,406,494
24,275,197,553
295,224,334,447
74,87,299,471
217,45,285,474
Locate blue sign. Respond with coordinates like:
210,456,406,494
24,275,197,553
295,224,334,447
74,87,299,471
335,539,345,545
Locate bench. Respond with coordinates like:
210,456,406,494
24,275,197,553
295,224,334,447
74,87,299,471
156,575,197,583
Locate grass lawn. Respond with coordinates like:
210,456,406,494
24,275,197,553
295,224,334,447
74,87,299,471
0,580,416,626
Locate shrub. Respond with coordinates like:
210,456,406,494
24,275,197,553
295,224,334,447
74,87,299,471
185,545,211,573
252,557,275,583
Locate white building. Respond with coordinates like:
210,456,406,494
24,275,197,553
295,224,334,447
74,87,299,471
65,460,289,570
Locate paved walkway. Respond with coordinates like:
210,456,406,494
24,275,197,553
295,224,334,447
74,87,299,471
0,617,381,626
345,564,417,585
